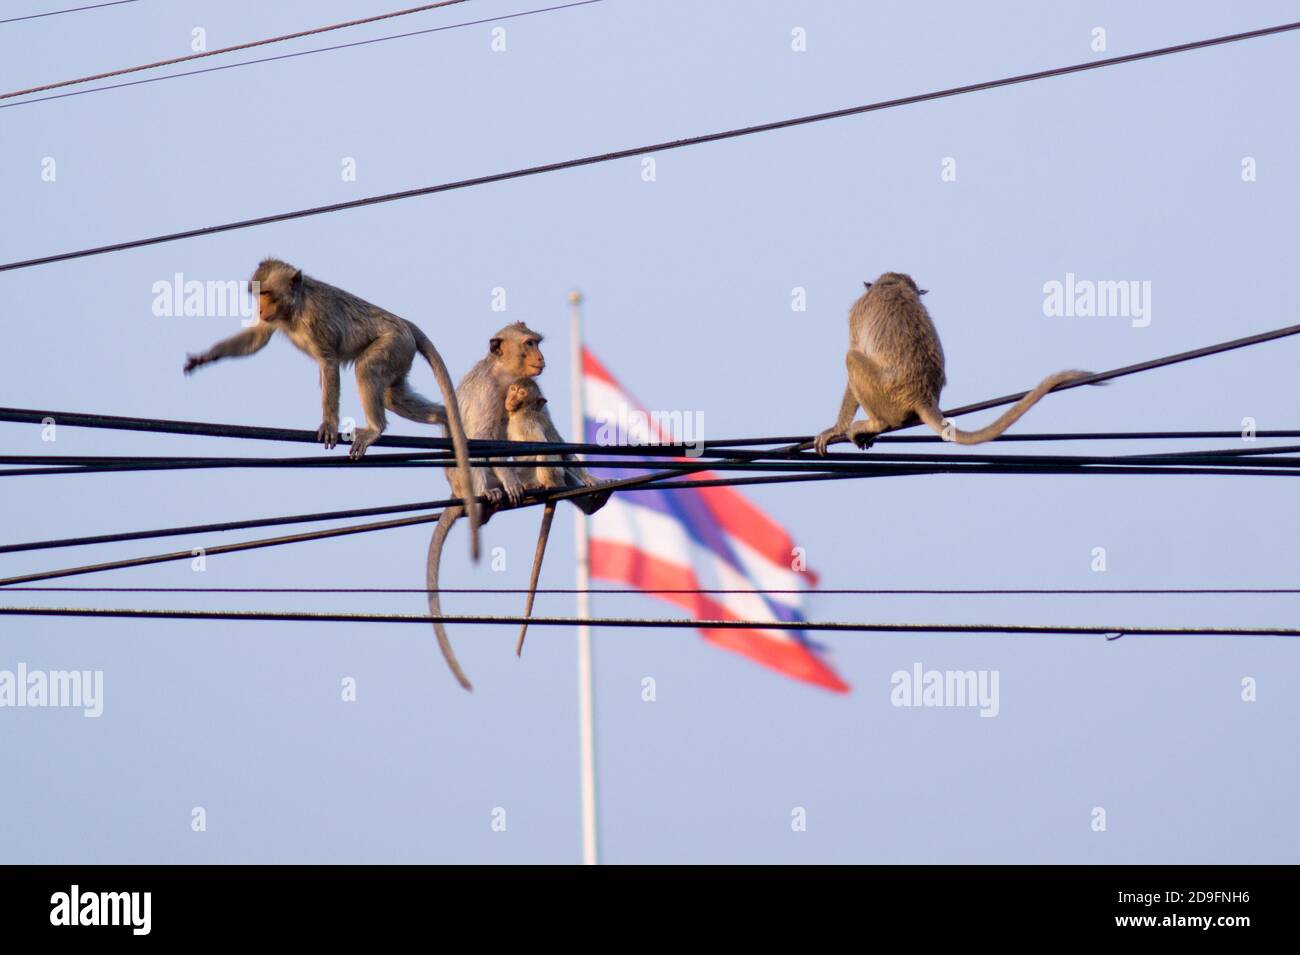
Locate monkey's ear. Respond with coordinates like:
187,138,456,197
863,282,873,290
290,270,304,293
537,397,548,407
489,337,503,355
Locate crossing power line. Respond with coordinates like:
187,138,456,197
2,605,1298,638
2,320,1299,580
8,586,1300,597
0,0,608,111
3,20,1297,272
0,0,473,100
0,1,141,25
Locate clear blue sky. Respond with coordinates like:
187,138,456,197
2,0,1298,863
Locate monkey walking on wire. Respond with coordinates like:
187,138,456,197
425,322,608,689
504,376,607,657
182,257,481,559
814,272,1100,455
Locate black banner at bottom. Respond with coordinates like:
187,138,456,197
0,864,1288,939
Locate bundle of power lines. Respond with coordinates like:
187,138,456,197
3,4,1300,638
4,309,1300,638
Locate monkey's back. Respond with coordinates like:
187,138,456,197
850,285,947,405
296,277,413,363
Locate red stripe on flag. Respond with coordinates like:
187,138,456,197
584,347,818,586
589,539,849,692
699,627,850,693
581,347,617,387
695,484,820,588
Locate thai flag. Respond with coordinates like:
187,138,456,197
581,348,850,693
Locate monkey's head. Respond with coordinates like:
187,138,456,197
864,272,927,297
251,258,303,324
490,321,545,377
505,377,546,414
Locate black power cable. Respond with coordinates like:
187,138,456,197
2,604,1297,638
3,20,1296,271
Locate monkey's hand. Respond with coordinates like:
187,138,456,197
182,353,209,375
501,472,527,507
317,421,339,451
813,427,845,456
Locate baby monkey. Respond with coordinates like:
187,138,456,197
504,376,604,656
814,272,1097,454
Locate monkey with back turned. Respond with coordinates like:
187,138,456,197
183,258,482,558
814,272,1097,454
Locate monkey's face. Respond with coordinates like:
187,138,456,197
516,335,545,376
505,380,544,413
505,383,528,413
251,260,303,324
492,331,546,377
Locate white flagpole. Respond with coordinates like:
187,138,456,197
569,289,599,865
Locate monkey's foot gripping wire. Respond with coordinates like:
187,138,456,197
1,605,1299,639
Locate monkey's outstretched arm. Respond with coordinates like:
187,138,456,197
813,383,859,455
183,324,274,373
318,360,340,450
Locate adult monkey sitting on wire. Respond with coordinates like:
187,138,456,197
426,321,609,690
183,257,481,558
814,272,1098,454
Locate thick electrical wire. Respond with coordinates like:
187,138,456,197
1,0,608,111
1,605,1297,638
0,455,1289,564
0,471,885,558
0,496,459,556
8,445,1300,479
4,408,1298,454
6,457,1298,589
5,323,1298,582
4,20,1297,272
0,470,884,587
0,0,472,100
0,510,451,587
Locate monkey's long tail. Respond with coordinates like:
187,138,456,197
427,504,473,691
916,370,1097,445
413,327,481,563
515,501,556,658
